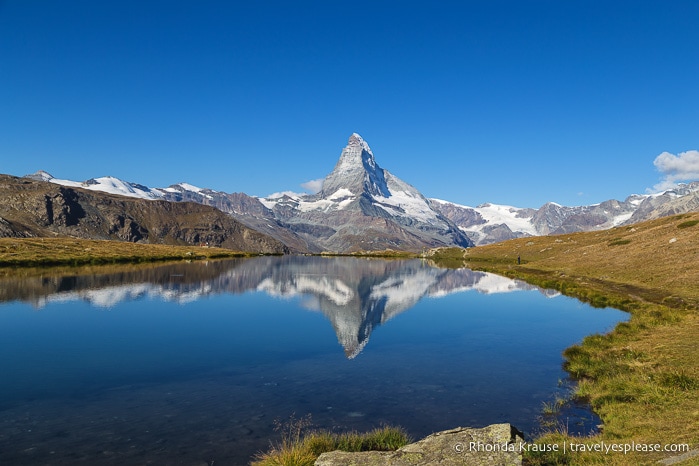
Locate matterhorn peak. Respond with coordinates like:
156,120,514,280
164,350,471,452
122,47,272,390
320,133,389,197
347,132,373,155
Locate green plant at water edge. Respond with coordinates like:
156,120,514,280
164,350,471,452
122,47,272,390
523,428,572,466
252,445,317,466
332,425,410,452
251,415,410,465
252,414,315,466
364,425,412,451
301,431,336,456
541,396,568,417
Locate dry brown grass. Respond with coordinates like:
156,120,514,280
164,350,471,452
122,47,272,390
464,211,699,306
0,237,254,267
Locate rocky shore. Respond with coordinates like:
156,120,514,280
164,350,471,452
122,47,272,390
315,423,523,466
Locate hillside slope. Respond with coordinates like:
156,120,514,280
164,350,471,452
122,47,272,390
462,212,699,305
0,175,288,254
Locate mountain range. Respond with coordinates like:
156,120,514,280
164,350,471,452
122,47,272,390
6,133,699,250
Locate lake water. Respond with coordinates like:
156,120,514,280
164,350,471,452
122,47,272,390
0,257,626,465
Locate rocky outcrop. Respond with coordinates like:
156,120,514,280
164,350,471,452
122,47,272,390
0,174,288,253
315,424,523,466
625,185,699,224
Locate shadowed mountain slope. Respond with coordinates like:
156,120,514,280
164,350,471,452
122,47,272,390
0,174,288,254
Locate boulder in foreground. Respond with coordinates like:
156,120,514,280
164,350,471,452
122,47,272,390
315,423,523,466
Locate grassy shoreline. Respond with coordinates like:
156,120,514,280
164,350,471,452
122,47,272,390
0,237,273,267
430,213,699,465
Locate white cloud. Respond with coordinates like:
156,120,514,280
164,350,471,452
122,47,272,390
300,178,324,193
262,191,303,200
652,150,699,192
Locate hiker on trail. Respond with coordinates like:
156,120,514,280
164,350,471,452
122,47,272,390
517,255,521,265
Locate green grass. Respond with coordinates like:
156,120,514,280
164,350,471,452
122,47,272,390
251,414,410,465
677,219,699,228
607,238,632,246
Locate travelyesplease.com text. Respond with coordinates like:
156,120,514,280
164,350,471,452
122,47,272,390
455,440,690,455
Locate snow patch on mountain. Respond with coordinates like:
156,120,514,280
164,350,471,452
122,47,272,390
374,189,441,224
328,188,354,200
29,170,54,182
87,177,163,199
257,192,303,209
161,183,215,200
177,182,204,193
431,198,538,241
50,175,165,200
474,203,538,235
611,212,634,226
28,171,222,202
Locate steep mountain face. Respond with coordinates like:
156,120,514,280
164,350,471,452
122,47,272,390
432,181,699,245
320,133,390,197
257,134,474,252
0,175,288,253
156,185,316,253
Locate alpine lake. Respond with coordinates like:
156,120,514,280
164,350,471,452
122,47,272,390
0,256,627,465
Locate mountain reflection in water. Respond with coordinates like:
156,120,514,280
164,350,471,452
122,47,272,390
0,256,556,359
0,256,626,465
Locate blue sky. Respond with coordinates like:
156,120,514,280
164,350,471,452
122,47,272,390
1,1,698,208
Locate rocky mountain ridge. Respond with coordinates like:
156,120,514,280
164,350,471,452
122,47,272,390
432,181,699,244
0,174,288,253
254,134,473,252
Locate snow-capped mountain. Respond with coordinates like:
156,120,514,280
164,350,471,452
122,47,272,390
26,170,166,200
20,134,699,250
26,170,215,202
431,181,699,245
2,173,288,252
256,133,473,251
